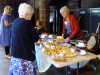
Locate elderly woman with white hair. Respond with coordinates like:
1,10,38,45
8,3,40,75
60,6,84,41
60,6,89,75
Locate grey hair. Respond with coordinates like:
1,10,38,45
18,3,34,18
60,6,70,14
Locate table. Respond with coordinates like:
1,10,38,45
35,44,97,75
49,52,97,68
97,54,100,59
49,52,97,75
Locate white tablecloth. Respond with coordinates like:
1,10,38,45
35,44,52,73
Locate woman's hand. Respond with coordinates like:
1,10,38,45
66,37,70,41
4,20,11,27
62,34,64,37
66,37,71,42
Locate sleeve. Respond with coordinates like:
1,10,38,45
3,15,12,27
4,16,12,22
69,15,80,39
32,27,41,43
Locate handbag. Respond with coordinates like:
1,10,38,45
87,23,100,54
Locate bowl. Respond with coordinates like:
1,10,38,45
79,50,87,55
76,42,86,48
40,34,47,39
48,35,53,39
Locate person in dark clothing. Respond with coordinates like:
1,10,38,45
8,3,40,75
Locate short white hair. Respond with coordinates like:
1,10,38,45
60,6,70,14
18,3,34,18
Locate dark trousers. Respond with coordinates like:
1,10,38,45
5,46,10,55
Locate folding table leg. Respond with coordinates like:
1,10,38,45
76,62,80,75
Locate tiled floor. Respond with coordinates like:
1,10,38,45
0,45,10,75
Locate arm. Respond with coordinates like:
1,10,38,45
4,20,11,27
32,28,41,43
68,15,80,39
3,15,12,27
